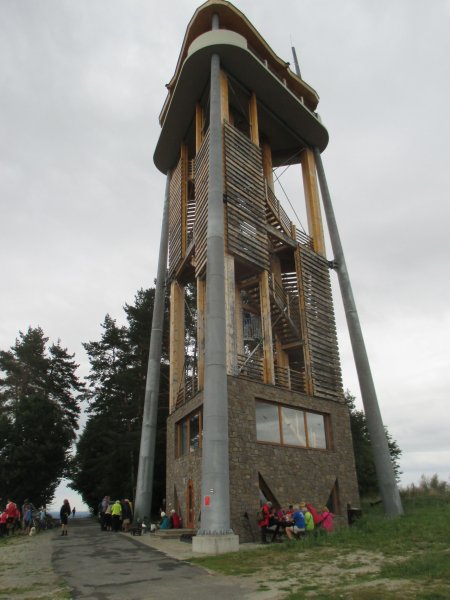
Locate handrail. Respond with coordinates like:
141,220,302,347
176,375,199,409
265,182,313,250
235,353,264,382
274,365,305,393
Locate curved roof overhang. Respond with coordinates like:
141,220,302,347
154,30,329,174
162,0,320,119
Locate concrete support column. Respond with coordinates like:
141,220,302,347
314,147,403,517
134,175,171,524
196,46,234,542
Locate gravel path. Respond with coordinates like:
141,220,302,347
0,521,280,600
0,529,69,599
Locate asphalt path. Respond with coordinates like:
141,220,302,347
52,519,254,600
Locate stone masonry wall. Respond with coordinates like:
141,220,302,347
166,392,203,527
228,377,360,542
166,377,359,542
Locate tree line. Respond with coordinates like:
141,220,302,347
0,286,401,512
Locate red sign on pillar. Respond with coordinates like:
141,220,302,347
204,495,211,507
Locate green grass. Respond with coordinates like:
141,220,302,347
189,492,450,599
381,550,450,581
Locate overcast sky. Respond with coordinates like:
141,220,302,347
1,0,449,511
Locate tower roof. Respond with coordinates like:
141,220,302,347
154,0,328,173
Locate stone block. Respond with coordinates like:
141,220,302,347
192,534,240,555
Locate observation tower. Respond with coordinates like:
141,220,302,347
138,0,362,553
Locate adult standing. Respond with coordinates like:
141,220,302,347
111,500,122,532
98,496,109,531
121,500,133,533
5,499,18,535
60,499,71,536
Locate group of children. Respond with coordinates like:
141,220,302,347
258,501,334,543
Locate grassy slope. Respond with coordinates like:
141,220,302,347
190,493,450,600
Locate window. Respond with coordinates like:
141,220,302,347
307,412,327,449
255,400,328,450
180,419,189,456
255,401,280,443
189,411,201,451
281,406,306,446
176,407,202,457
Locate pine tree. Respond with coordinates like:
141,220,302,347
70,288,170,514
0,327,82,506
345,390,402,496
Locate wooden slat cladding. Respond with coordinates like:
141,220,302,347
297,246,343,400
168,158,182,276
194,130,210,278
224,123,269,271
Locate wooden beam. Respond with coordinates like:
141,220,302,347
281,341,303,351
259,270,275,385
169,281,185,412
294,247,314,395
196,277,205,389
220,70,229,122
265,222,297,248
195,102,204,154
249,92,259,146
301,148,326,256
262,141,274,192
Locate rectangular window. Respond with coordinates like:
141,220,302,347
189,411,200,451
255,400,328,450
306,411,327,449
176,407,202,458
180,419,189,456
255,401,280,443
281,406,306,446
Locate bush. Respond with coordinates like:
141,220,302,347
401,474,450,498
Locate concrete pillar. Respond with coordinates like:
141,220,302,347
134,175,170,523
194,14,238,553
314,147,403,518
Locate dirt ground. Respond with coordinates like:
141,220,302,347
0,528,435,600
0,530,69,600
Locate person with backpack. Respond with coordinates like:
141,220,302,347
60,499,71,536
